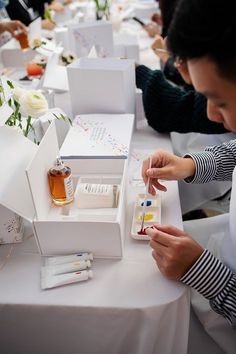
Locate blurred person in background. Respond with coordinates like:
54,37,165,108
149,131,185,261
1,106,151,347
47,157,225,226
0,0,27,46
6,0,64,29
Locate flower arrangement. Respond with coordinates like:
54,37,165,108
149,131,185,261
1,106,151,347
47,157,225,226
2,80,71,144
44,8,56,25
94,0,110,20
27,36,51,77
31,54,47,69
29,37,47,50
60,50,77,66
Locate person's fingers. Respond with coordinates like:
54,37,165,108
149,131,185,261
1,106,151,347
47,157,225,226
149,236,168,249
151,35,164,50
7,27,15,37
17,21,28,34
151,250,165,274
141,155,153,184
152,224,186,237
151,13,162,26
149,179,167,192
10,21,27,37
148,183,157,195
146,226,179,246
151,249,163,262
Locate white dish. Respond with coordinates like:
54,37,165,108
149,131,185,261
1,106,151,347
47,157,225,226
131,193,161,240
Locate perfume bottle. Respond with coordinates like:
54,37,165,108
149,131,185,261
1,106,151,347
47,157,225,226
48,157,74,206
15,30,29,49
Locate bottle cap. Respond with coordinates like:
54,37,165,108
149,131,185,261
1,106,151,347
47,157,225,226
54,156,65,170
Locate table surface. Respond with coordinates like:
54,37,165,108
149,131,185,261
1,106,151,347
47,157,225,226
0,25,190,354
0,124,189,354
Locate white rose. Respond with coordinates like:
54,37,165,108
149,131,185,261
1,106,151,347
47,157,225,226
30,37,42,49
61,50,77,65
13,86,27,101
19,90,48,118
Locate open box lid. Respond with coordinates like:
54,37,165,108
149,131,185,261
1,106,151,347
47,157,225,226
0,126,38,221
68,21,114,58
68,57,134,71
60,113,134,159
25,121,60,220
0,121,59,222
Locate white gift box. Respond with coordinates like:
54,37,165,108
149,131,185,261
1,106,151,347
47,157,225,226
0,205,24,244
0,117,133,258
68,21,114,58
39,108,70,147
28,17,42,42
0,47,35,68
60,113,134,159
43,47,69,92
114,33,140,62
67,57,135,116
54,27,71,51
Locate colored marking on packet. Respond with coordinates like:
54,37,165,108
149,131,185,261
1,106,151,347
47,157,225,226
45,252,93,266
141,200,152,207
41,269,93,290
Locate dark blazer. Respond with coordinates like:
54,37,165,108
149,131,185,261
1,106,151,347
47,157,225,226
6,0,52,26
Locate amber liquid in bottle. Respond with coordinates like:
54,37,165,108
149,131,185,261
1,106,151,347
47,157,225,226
48,158,74,206
16,31,29,49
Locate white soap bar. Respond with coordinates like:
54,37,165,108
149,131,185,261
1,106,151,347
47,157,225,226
76,183,119,209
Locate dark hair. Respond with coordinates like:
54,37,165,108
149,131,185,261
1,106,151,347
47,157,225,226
159,0,179,37
167,0,236,81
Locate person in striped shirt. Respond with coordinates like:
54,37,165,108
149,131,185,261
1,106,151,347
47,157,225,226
142,0,236,352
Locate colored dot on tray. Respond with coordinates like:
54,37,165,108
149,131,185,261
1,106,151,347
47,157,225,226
144,213,154,221
141,200,152,207
137,213,154,222
137,229,147,235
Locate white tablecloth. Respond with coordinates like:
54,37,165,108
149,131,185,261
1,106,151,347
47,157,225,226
0,124,190,354
0,25,190,354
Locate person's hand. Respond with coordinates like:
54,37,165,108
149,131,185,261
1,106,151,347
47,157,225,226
151,12,162,26
175,58,192,85
0,20,27,37
146,224,204,280
142,150,196,194
144,23,160,38
42,19,56,30
151,35,169,63
49,1,64,12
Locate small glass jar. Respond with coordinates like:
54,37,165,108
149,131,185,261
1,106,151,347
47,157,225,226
48,157,74,206
16,31,29,49
26,62,44,79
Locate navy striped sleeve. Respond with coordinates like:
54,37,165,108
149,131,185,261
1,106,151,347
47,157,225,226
184,139,236,183
181,249,236,328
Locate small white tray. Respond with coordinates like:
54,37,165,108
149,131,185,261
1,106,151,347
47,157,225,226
131,193,161,240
